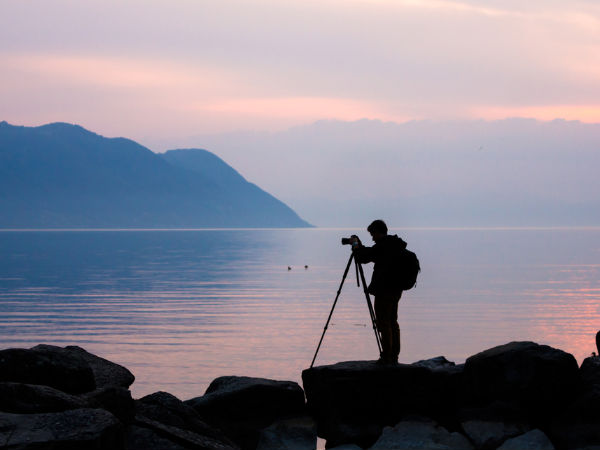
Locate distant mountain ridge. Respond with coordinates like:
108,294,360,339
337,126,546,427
0,121,311,228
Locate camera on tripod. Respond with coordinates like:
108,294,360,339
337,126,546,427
311,233,381,368
341,235,360,246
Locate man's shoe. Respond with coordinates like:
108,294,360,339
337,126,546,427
375,356,397,365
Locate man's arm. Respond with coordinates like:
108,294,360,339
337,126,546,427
353,240,376,264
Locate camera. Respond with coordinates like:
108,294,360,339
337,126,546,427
341,235,360,246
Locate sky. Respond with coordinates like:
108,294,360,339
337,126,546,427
1,0,600,141
2,0,600,226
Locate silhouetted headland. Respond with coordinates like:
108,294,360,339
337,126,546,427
1,341,599,449
0,121,311,228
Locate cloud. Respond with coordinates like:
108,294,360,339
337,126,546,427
1,0,600,136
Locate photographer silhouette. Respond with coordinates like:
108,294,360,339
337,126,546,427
353,220,407,364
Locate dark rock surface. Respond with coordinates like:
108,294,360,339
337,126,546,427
0,408,124,449
136,391,238,447
255,416,317,450
461,420,530,450
547,359,600,449
463,341,579,421
82,386,136,424
63,345,135,388
549,423,600,450
302,359,462,447
579,356,600,388
413,355,460,371
0,346,96,394
497,429,555,450
4,341,600,450
186,376,306,450
327,445,362,450
0,382,86,413
133,414,240,450
125,425,189,450
369,419,474,450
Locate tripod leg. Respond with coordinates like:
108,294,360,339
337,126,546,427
357,261,382,355
310,253,354,368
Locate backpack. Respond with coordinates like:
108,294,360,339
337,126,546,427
398,248,420,290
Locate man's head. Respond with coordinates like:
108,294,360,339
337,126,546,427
367,219,388,242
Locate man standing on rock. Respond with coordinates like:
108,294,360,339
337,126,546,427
351,220,406,364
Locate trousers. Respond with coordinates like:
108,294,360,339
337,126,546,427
374,291,402,359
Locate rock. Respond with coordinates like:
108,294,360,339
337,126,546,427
0,382,86,413
461,420,530,450
136,391,237,447
566,384,600,421
413,356,458,371
302,360,463,447
186,376,305,450
82,386,135,424
550,357,600,449
463,341,579,421
369,419,474,450
256,416,317,450
549,383,600,449
497,429,555,450
328,445,363,450
548,422,600,450
0,408,124,449
0,346,96,394
133,415,241,450
125,425,189,450
580,356,600,388
63,345,135,388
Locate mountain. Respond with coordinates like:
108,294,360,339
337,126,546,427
0,121,311,228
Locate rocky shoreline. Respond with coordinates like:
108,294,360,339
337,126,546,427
0,341,599,449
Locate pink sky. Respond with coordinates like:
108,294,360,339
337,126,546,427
1,0,600,143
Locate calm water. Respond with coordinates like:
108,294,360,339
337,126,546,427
1,228,599,400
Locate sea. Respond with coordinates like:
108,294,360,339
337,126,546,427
1,228,599,401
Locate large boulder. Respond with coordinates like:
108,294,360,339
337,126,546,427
0,346,96,394
62,345,135,389
461,420,530,450
256,416,317,450
186,376,305,450
369,419,474,450
302,359,463,447
0,382,86,413
136,391,237,447
548,423,600,450
548,386,600,449
125,425,189,450
132,415,241,450
82,386,136,424
579,356,600,388
497,429,555,450
463,342,579,421
0,408,124,449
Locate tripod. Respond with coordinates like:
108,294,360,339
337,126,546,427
310,251,382,368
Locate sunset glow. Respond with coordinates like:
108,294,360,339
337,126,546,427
1,0,599,140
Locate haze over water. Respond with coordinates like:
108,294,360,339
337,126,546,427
1,228,599,400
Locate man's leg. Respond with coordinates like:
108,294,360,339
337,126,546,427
374,294,393,360
390,293,402,359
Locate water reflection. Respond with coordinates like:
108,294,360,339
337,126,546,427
0,228,599,399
